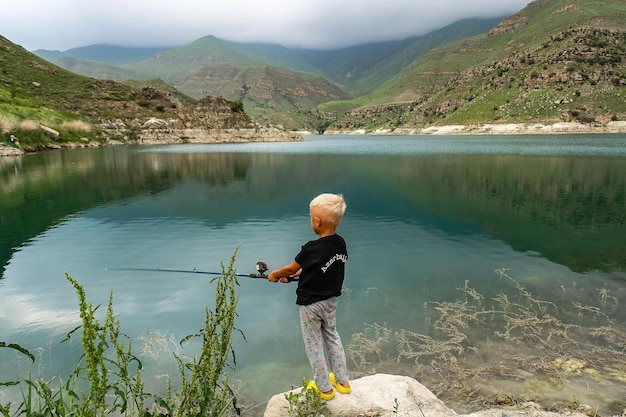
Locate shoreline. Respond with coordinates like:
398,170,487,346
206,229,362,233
324,120,626,135
3,121,625,157
0,127,303,157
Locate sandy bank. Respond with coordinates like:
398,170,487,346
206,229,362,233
326,121,626,135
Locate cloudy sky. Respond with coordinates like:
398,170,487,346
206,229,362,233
4,0,530,51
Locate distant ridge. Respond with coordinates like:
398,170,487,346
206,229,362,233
31,17,502,124
34,44,172,65
12,0,626,133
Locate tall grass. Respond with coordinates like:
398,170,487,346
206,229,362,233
0,248,242,417
0,115,18,134
62,120,93,134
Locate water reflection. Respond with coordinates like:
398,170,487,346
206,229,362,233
2,144,625,273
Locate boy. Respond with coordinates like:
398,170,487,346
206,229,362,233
268,193,351,401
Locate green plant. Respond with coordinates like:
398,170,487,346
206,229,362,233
230,100,244,113
0,248,243,417
0,276,144,417
284,378,324,417
164,246,242,417
65,273,146,417
0,343,35,416
20,377,79,417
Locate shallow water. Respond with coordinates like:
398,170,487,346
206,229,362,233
1,135,625,414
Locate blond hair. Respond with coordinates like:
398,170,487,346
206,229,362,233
310,193,346,226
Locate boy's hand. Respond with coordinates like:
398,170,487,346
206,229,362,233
267,271,280,283
268,271,295,283
268,262,300,283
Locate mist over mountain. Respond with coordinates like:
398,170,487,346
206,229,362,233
35,45,170,66
31,17,503,123
5,0,626,136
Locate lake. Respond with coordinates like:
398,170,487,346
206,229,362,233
1,134,625,415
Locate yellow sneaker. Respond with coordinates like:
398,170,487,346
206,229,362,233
306,380,335,401
329,373,351,394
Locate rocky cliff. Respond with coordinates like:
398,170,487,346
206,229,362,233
96,92,302,144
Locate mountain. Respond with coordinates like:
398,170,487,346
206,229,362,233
34,44,170,65
15,0,626,134
32,18,502,126
0,36,295,152
295,17,505,96
330,0,626,132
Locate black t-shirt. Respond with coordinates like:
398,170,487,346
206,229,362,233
295,234,348,305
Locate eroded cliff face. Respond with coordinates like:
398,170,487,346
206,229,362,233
97,89,301,144
135,124,302,144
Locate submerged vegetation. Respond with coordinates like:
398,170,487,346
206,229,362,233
347,269,626,416
0,248,242,417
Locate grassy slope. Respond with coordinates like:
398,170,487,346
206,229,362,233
1,37,107,146
379,0,626,102
325,0,626,130
0,36,174,115
0,36,194,149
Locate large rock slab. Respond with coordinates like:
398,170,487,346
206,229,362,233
265,373,457,417
263,373,591,417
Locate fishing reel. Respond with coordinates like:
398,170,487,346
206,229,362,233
252,261,269,278
251,260,297,281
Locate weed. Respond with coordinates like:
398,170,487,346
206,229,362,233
166,247,242,417
62,120,93,133
283,378,325,417
0,248,243,417
417,401,426,417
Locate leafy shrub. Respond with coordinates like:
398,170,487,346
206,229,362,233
230,101,244,113
283,379,325,417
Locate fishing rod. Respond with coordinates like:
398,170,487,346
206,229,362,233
109,261,298,281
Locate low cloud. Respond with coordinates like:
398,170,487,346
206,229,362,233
3,0,530,51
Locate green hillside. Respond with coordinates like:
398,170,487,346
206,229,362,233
0,36,218,150
377,0,626,103
1,37,124,148
329,0,626,131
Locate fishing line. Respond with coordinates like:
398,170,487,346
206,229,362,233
107,261,298,281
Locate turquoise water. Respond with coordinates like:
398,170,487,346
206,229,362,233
1,135,625,414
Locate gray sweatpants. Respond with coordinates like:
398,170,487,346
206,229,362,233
299,297,349,392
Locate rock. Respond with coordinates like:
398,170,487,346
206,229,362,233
136,126,302,144
97,94,303,144
263,374,591,417
0,144,24,156
264,373,456,417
